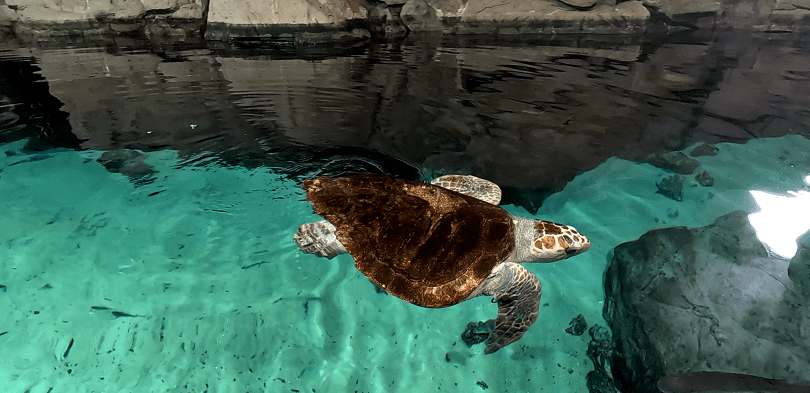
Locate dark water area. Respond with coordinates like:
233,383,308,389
1,30,808,211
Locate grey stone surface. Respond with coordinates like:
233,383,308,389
3,0,203,38
5,0,810,39
658,0,722,20
206,0,369,27
402,0,650,34
400,0,447,31
789,230,810,297
4,0,201,22
604,210,810,392
367,1,409,38
204,0,371,41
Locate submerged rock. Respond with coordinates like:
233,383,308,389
788,230,810,297
689,143,718,157
586,325,618,393
604,211,810,392
565,314,589,336
658,371,810,393
97,149,156,177
646,151,701,174
460,319,495,347
695,170,714,186
655,174,684,201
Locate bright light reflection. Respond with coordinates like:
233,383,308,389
748,184,810,259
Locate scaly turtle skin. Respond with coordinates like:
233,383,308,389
294,174,590,354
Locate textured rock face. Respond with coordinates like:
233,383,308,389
789,230,810,297
398,0,810,34
2,0,204,38
3,0,810,40
402,0,651,34
604,210,810,392
206,0,368,28
204,0,372,41
4,0,203,22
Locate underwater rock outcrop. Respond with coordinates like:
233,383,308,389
646,151,700,175
789,230,810,297
565,314,589,336
97,149,156,177
460,319,494,347
655,174,684,201
604,210,810,392
695,170,714,187
586,325,618,393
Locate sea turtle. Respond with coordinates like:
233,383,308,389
293,174,590,354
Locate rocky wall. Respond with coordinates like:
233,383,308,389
604,210,810,392
1,0,810,42
0,0,205,41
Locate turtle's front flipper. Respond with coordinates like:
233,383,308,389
294,220,347,259
466,262,541,354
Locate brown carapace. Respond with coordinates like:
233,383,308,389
303,174,515,308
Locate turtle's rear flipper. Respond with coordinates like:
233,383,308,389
471,262,541,354
294,220,348,259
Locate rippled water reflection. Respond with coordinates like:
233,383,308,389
1,31,808,210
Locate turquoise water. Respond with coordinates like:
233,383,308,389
2,135,809,392
1,31,810,392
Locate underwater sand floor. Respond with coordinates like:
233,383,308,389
1,135,809,393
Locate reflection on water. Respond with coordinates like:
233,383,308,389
1,31,808,211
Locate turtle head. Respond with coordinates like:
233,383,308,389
529,220,590,262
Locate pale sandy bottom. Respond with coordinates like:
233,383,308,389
1,135,808,393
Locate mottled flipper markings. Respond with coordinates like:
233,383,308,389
294,220,347,259
431,175,502,206
467,262,541,354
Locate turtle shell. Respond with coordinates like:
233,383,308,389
303,174,515,308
